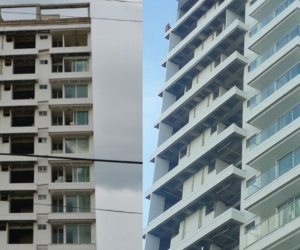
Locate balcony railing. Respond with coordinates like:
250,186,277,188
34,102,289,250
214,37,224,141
248,63,300,110
249,25,300,72
246,196,300,246
247,147,300,196
250,0,296,37
247,102,300,150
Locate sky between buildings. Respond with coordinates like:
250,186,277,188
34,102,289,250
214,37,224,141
143,0,177,228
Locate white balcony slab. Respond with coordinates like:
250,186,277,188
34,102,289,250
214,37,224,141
170,208,244,250
0,245,36,250
0,126,38,135
249,2,300,54
148,125,246,195
0,48,38,57
48,244,96,250
0,156,37,162
0,99,38,107
144,165,245,235
49,72,92,81
48,182,94,193
50,46,91,55
0,183,37,191
0,74,38,82
0,213,37,221
48,98,93,108
163,20,248,91
48,212,95,222
156,52,247,125
48,125,93,135
151,87,247,160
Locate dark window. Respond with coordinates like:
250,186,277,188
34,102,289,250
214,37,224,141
245,221,255,233
5,59,11,66
2,136,9,143
6,35,13,42
208,161,215,173
4,84,11,91
40,36,48,40
1,194,8,201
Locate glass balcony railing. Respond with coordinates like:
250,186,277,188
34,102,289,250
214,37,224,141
248,25,300,72
248,63,300,110
246,196,300,246
247,147,300,196
247,102,300,150
250,0,296,37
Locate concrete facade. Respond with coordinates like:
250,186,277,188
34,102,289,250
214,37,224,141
144,0,300,249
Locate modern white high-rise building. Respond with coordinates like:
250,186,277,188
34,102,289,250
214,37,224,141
144,0,300,249
0,1,143,250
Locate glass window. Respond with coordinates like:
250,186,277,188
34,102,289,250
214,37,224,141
65,84,88,98
66,195,90,213
65,138,89,154
65,85,76,98
73,166,90,182
77,84,88,98
79,195,90,212
38,224,46,230
52,227,63,244
66,225,91,244
66,195,77,213
294,148,300,166
71,59,88,72
75,111,88,125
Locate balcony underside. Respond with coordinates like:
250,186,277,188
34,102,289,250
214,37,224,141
146,169,244,239
154,91,245,162
148,125,246,199
249,0,286,20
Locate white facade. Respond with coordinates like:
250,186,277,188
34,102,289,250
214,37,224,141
145,0,300,249
0,3,96,250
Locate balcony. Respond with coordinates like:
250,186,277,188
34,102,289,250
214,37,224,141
145,165,245,237
48,212,95,223
157,52,247,127
148,124,246,198
249,0,296,37
247,102,300,151
249,0,287,20
169,208,244,250
247,147,300,197
249,25,300,72
248,63,300,110
48,245,96,250
152,87,246,161
249,0,300,54
0,183,37,192
49,182,94,194
247,75,300,129
163,20,247,92
246,197,300,250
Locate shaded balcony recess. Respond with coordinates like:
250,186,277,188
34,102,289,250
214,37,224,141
167,29,245,100
155,134,243,201
10,198,33,213
158,95,243,165
9,227,33,244
13,32,36,49
11,135,34,154
169,3,245,71
13,82,35,100
51,53,90,73
154,207,242,250
162,59,245,133
13,56,35,74
11,169,34,184
11,107,35,127
172,0,219,40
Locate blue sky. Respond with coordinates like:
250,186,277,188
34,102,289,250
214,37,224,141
143,0,178,227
